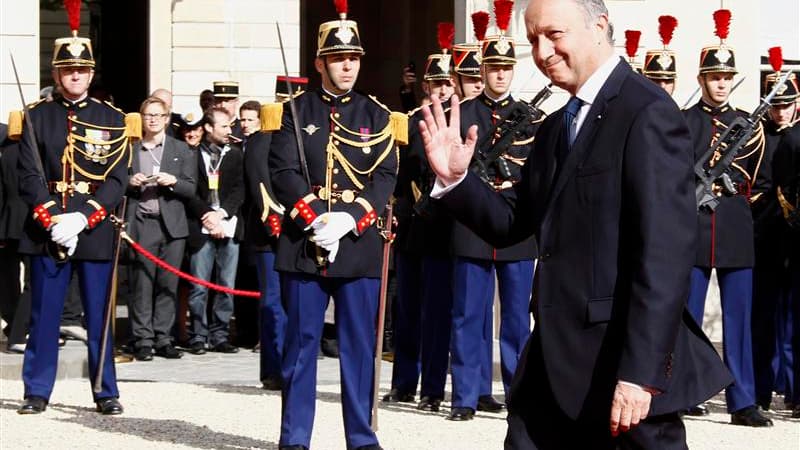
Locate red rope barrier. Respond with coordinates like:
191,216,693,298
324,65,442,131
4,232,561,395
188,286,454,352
123,233,261,298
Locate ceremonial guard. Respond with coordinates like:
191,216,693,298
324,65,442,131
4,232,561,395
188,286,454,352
751,49,799,412
642,15,678,96
451,11,488,99
683,9,772,426
213,81,244,140
384,24,457,411
245,76,307,390
15,4,135,414
771,80,800,419
448,0,541,422
267,1,404,448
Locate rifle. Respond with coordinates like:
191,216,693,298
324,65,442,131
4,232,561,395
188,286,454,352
9,52,68,262
413,85,551,217
471,84,551,183
694,71,790,211
371,203,394,431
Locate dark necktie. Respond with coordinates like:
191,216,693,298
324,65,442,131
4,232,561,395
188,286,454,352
564,96,583,151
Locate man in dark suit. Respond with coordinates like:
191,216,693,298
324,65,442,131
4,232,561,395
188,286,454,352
126,96,197,361
185,107,245,355
418,0,730,447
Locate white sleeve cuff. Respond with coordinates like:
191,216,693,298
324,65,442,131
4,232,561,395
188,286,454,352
429,172,468,199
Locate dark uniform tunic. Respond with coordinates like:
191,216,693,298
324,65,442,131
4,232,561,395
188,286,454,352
684,101,761,269
18,96,129,259
270,89,398,278
268,88,399,449
453,94,539,261
17,95,130,402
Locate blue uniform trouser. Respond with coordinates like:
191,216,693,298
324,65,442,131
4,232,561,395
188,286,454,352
790,264,800,405
389,251,422,395
752,264,794,406
23,256,118,401
687,267,755,412
279,272,379,449
419,255,454,399
451,257,534,409
255,251,285,382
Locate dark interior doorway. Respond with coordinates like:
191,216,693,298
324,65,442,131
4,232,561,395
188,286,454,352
301,0,453,111
40,0,148,113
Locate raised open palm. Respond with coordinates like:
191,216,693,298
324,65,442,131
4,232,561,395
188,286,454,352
419,95,479,186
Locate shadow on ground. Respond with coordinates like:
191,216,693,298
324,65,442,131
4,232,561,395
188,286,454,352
1,398,279,449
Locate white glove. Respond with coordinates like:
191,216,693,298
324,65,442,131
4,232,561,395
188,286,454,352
311,212,356,247
63,234,79,256
51,212,88,245
324,239,339,263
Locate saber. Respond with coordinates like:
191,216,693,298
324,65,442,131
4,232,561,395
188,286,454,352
94,197,128,392
10,52,68,262
276,22,311,188
371,203,394,431
276,22,327,266
682,76,746,109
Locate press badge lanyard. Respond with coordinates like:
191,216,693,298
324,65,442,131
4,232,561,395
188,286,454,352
205,145,227,191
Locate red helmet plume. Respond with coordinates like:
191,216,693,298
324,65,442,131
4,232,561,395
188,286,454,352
624,30,641,59
437,22,455,53
494,0,513,34
333,0,348,19
471,11,490,41
658,15,677,47
768,47,783,72
713,9,731,41
64,0,81,35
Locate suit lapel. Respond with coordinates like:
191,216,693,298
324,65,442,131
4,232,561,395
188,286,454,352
159,137,176,174
547,59,628,207
131,141,142,174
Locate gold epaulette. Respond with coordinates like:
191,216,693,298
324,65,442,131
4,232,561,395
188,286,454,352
7,110,23,141
390,111,408,146
26,98,46,110
125,113,142,139
261,102,283,131
103,100,126,116
366,95,408,145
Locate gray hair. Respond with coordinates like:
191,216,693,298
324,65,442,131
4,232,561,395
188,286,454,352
572,0,614,44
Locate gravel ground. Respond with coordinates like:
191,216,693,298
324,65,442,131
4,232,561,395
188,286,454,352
1,352,798,449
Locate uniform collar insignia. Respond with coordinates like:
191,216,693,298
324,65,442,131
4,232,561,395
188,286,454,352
302,124,320,135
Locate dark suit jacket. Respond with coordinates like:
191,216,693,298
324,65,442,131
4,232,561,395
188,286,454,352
126,136,197,240
186,141,245,252
440,59,731,420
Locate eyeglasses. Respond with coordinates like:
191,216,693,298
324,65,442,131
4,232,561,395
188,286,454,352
143,113,169,119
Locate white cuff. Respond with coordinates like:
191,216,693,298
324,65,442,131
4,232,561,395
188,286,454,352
429,172,468,199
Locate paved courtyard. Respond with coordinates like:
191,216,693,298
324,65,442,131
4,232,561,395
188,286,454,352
1,343,797,449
